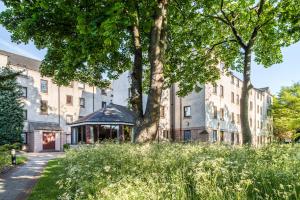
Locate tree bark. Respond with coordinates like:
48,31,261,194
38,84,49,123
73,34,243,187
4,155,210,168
240,47,253,144
135,0,168,142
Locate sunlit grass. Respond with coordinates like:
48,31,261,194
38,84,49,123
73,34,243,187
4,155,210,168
28,159,64,200
29,143,300,200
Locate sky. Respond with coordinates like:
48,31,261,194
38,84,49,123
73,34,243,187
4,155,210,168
0,2,299,95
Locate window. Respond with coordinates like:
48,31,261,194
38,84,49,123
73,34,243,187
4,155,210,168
66,115,73,124
213,84,218,94
260,106,263,115
21,87,27,98
213,106,217,119
40,79,48,93
23,110,27,120
257,120,260,129
231,92,235,103
237,80,240,87
220,131,224,142
267,96,272,104
160,106,165,118
257,105,259,114
236,94,240,105
101,89,107,95
237,114,240,124
163,130,169,139
231,76,234,84
183,130,191,142
184,106,191,117
40,100,48,114
102,101,107,108
220,85,224,97
79,98,85,108
261,121,263,129
250,101,253,110
66,95,73,105
250,118,252,127
78,82,85,89
231,112,235,123
257,92,260,99
220,108,224,120
212,130,218,142
21,132,27,144
231,132,235,145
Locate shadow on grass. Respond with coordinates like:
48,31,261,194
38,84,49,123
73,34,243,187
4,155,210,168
27,159,64,200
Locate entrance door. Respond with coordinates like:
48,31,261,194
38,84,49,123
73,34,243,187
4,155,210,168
43,132,55,150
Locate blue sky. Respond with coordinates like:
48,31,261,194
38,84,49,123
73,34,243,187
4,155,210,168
0,2,299,95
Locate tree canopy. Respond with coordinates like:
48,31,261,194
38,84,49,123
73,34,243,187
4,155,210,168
273,83,300,140
186,0,300,144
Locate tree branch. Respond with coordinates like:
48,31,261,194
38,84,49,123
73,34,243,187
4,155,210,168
219,0,247,49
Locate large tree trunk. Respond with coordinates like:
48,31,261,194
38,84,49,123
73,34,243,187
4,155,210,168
240,48,253,144
135,0,168,142
130,22,143,119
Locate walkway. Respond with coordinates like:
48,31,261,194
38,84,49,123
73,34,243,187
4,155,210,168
0,152,64,200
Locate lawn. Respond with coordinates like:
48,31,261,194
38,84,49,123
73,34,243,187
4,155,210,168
29,143,300,200
0,151,27,172
28,159,64,200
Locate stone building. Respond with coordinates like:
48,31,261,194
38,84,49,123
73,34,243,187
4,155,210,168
0,50,112,152
113,66,273,145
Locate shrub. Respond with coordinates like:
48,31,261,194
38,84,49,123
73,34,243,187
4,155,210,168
63,144,70,151
56,143,300,200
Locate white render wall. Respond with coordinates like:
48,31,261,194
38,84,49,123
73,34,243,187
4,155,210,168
0,51,113,151
113,70,273,143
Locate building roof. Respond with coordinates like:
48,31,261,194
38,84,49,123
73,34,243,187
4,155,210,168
71,103,136,126
0,50,41,71
29,122,63,131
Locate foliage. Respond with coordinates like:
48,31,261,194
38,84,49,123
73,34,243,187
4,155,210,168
273,83,300,140
183,0,300,144
34,143,300,200
28,159,64,200
0,68,24,145
63,144,70,151
0,146,27,172
0,0,219,91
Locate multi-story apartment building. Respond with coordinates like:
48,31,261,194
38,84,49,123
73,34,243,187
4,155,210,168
113,67,273,145
0,50,112,152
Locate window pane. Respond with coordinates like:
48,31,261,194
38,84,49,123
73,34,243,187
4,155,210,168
184,106,191,117
41,80,48,93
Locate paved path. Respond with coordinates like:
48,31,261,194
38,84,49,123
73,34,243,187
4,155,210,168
0,152,64,200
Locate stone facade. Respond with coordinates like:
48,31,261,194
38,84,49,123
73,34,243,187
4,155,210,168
0,50,112,152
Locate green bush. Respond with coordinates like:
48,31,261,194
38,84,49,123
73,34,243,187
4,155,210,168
56,143,300,200
63,144,70,151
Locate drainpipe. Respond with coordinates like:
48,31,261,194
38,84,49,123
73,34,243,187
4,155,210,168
170,84,175,141
58,86,60,126
179,96,182,141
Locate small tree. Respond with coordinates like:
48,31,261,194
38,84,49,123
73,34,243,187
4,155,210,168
0,68,24,145
272,83,300,141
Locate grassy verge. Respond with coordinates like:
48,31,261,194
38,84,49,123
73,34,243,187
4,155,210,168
28,159,63,200
0,152,28,172
27,143,300,199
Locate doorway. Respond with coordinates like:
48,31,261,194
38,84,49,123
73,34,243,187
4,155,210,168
43,132,55,150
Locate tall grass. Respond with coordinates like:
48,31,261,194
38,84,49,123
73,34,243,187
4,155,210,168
57,143,300,200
